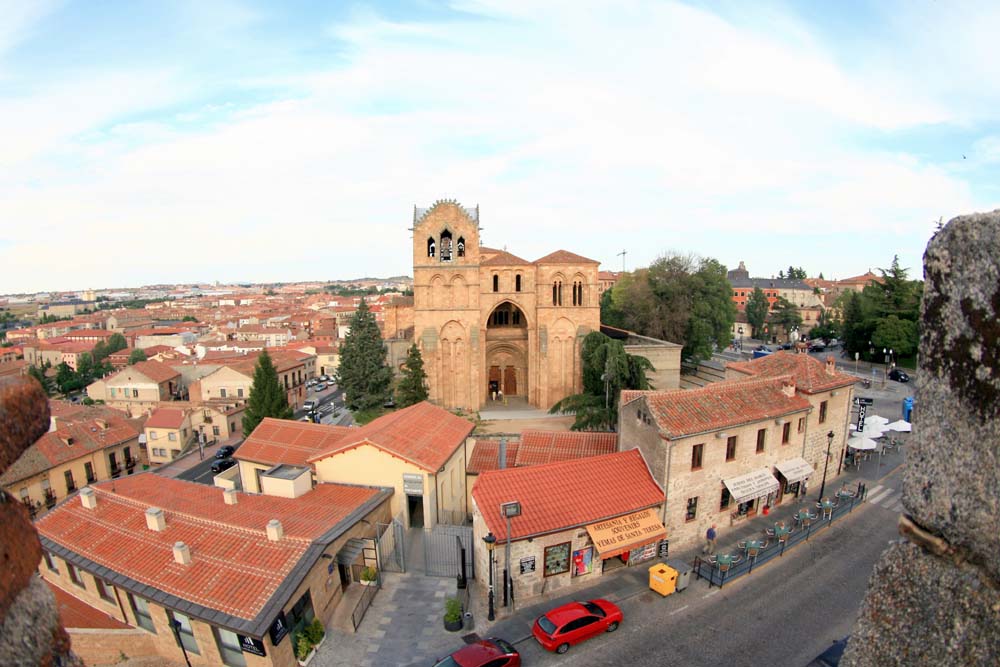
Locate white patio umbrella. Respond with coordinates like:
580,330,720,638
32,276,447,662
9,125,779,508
867,415,889,425
887,420,912,432
847,436,878,450
860,424,888,438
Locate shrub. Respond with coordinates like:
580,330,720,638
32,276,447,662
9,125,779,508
305,619,325,645
295,633,312,661
444,597,462,623
360,566,378,582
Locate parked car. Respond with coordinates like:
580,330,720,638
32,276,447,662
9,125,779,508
533,599,622,654
319,374,330,382
808,343,826,352
313,382,326,391
303,399,317,411
306,378,317,386
433,637,520,667
888,369,910,383
215,445,235,459
210,458,237,473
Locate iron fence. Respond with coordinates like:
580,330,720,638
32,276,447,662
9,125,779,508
424,524,475,579
351,579,380,631
376,516,406,573
694,492,865,589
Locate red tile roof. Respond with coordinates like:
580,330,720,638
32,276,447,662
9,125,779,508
481,250,532,266
239,419,355,467
634,376,812,438
516,430,618,466
308,401,474,471
467,438,521,474
144,408,188,429
472,449,663,542
725,351,857,394
533,249,599,264
125,360,180,384
47,581,130,629
36,474,384,622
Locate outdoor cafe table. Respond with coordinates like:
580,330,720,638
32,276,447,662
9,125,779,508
794,510,815,526
818,499,835,518
837,490,855,502
741,539,764,557
714,554,736,569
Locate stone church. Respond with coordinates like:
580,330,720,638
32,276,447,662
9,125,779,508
412,200,601,411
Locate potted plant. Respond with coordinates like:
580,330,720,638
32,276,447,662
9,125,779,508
443,597,463,632
360,566,378,586
305,619,325,649
295,633,315,666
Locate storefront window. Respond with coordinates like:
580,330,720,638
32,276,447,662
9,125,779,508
685,497,698,522
720,486,731,510
214,627,247,667
543,542,571,577
286,590,315,633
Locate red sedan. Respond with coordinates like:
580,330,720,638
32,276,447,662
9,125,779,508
433,637,520,667
532,599,622,654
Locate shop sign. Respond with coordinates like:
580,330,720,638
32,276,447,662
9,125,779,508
857,404,868,432
268,612,289,646
629,542,657,565
572,547,594,576
519,556,535,575
585,507,667,558
238,635,266,657
402,473,423,495
722,468,780,505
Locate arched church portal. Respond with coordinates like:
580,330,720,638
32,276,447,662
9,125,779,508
485,302,528,400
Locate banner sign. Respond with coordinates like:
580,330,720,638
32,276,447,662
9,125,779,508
268,612,289,646
238,635,266,657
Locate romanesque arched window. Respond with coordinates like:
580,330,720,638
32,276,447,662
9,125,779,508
427,237,436,258
457,237,465,257
572,280,584,306
515,274,522,292
440,230,453,262
493,274,499,292
552,280,563,306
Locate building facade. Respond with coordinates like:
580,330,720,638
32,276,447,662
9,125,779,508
412,200,600,411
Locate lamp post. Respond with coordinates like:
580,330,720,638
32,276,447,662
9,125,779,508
738,326,743,351
483,532,496,621
818,430,835,500
883,348,889,385
170,620,193,667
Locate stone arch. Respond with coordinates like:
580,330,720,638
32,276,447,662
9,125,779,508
549,316,577,402
572,271,587,307
551,272,566,306
486,342,528,399
484,300,530,329
430,274,446,309
450,274,468,308
439,320,468,408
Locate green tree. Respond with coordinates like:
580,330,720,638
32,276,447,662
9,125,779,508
744,287,770,339
106,333,128,354
242,350,294,435
772,297,803,337
76,353,97,385
786,266,807,280
182,315,198,322
128,348,147,364
92,341,108,362
683,258,737,360
336,299,393,412
599,289,625,330
550,332,653,431
395,344,429,408
55,362,81,394
27,365,52,396
808,310,840,343
872,315,918,359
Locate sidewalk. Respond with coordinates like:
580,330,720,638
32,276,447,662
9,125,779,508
478,446,906,644
151,434,244,478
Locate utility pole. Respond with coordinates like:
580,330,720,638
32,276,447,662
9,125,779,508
617,249,627,273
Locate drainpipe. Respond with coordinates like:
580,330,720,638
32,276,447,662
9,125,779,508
661,435,675,528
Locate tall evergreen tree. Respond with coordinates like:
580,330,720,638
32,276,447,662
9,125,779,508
242,350,293,435
745,287,770,339
395,344,429,407
336,299,393,411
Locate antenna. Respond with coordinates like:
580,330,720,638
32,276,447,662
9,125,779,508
617,249,627,273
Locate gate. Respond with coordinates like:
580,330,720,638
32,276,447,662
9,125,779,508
424,524,476,579
377,514,406,573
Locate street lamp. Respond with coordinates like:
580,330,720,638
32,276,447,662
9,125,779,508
738,326,743,351
170,620,193,667
883,348,889,384
483,532,496,621
818,431,835,500
869,340,874,360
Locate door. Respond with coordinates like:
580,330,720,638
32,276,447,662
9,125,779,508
338,563,351,590
503,367,517,395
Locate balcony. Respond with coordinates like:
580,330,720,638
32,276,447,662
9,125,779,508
110,464,121,478
43,490,57,510
21,497,39,519
66,482,77,493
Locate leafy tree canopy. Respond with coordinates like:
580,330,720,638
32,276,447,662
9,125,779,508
745,287,770,339
128,348,148,364
242,350,293,435
837,256,922,361
395,344,429,408
336,298,393,412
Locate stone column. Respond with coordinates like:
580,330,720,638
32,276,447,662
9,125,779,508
843,211,1000,666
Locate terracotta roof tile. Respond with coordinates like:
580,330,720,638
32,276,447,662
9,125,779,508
467,439,520,474
516,430,618,466
533,249,599,265
47,581,130,629
481,250,532,266
36,474,381,622
238,419,354,467
635,376,812,438
144,408,188,429
472,449,662,542
725,351,857,394
308,401,473,471
127,360,180,384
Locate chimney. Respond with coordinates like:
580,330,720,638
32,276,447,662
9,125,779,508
173,541,191,565
223,488,238,505
95,418,108,430
825,356,836,376
80,487,96,509
782,380,796,397
266,519,284,541
146,507,166,531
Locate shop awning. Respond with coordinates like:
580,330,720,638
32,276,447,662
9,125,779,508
774,457,815,485
722,468,780,505
586,507,666,560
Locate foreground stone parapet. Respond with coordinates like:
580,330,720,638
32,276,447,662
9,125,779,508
845,210,1000,666
905,210,1000,582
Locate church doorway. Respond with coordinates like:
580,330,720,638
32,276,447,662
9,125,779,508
503,366,517,395
485,301,528,404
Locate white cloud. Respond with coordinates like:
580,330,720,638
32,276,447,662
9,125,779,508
0,1,995,293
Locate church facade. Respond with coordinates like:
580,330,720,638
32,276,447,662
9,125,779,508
412,200,600,411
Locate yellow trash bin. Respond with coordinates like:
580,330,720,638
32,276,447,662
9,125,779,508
648,563,678,597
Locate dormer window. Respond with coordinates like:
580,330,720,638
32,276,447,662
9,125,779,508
427,237,436,258
457,237,465,258
440,230,453,262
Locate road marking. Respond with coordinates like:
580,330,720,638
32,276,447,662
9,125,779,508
868,488,894,505
890,501,906,513
703,590,720,599
669,605,690,616
867,484,884,496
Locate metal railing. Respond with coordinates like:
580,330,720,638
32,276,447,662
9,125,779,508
351,579,381,631
694,492,865,589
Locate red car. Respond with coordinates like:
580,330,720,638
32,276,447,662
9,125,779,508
432,637,520,667
532,599,622,654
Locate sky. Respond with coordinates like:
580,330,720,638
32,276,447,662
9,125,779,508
1,0,998,294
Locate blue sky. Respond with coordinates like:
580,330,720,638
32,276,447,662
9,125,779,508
1,0,998,293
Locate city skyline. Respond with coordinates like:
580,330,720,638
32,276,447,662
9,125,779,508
2,1,999,293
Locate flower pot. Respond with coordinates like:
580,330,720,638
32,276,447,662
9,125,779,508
360,579,375,587
297,648,316,667
443,617,463,632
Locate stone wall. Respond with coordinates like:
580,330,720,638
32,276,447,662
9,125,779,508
843,211,1000,666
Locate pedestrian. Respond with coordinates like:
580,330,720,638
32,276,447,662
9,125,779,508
703,524,718,555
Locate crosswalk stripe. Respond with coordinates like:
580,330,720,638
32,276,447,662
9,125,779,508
890,501,906,513
868,484,884,496
868,488,894,504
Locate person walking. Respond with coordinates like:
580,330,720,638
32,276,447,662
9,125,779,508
703,524,718,555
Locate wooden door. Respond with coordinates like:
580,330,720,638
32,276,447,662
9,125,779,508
503,367,517,395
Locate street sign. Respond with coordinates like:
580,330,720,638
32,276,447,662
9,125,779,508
853,397,875,406
238,635,266,657
858,404,868,432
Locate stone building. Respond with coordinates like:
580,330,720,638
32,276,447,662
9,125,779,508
412,200,601,411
